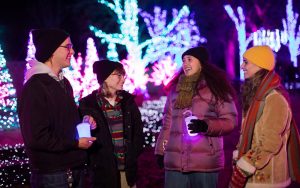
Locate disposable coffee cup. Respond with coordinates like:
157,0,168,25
77,123,91,138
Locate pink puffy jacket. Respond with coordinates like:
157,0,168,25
155,85,237,172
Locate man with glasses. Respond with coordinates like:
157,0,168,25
79,60,144,188
18,28,96,188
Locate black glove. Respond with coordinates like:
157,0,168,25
155,155,164,169
188,119,208,133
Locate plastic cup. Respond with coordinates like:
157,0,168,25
76,123,91,138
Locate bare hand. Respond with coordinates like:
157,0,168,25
83,115,97,130
78,137,96,149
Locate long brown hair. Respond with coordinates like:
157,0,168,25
241,69,290,116
166,61,236,104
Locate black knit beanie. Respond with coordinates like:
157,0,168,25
93,60,123,84
182,46,209,64
32,28,69,63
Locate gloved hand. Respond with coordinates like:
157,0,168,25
188,119,208,133
229,165,248,188
155,155,164,169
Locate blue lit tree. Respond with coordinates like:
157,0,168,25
282,0,300,67
0,45,19,130
90,0,206,93
224,0,300,79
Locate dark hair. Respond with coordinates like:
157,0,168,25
166,62,236,104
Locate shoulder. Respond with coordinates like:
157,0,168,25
23,74,51,90
265,90,289,109
120,90,135,101
79,90,98,103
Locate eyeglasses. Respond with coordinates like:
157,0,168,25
59,44,73,51
111,73,127,79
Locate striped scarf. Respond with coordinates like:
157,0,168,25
238,71,300,183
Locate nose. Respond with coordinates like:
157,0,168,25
241,62,246,70
70,48,75,55
183,60,189,67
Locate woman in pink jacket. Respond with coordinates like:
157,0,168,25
155,46,238,188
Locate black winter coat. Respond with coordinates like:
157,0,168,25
18,74,86,172
79,90,144,188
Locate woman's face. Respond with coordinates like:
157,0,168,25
104,70,126,94
182,55,202,76
241,58,262,79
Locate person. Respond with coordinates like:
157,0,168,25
17,28,96,188
229,45,300,188
154,46,238,188
78,60,144,188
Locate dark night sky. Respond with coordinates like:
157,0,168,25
0,0,299,65
0,0,190,61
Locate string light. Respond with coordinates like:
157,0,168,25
90,0,206,93
0,45,19,130
224,0,300,80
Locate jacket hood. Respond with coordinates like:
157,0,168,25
25,59,63,82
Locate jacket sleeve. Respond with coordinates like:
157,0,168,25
18,81,77,152
238,93,291,173
78,97,100,121
204,99,238,136
155,93,172,155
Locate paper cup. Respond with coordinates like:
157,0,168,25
77,123,91,138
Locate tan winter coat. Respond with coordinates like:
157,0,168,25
235,90,292,188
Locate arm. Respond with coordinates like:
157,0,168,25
155,93,172,155
204,99,238,136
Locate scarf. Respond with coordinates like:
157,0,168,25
174,71,200,109
238,71,300,183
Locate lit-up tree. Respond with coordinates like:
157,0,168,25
148,55,177,87
80,38,100,98
224,0,300,79
224,5,253,80
63,55,84,102
282,0,300,67
90,0,205,92
0,45,19,130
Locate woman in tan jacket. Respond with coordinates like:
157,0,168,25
229,45,300,188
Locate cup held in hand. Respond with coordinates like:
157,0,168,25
77,123,91,138
183,110,198,136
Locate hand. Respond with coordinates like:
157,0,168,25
78,137,96,149
188,119,208,133
229,165,247,188
83,115,97,130
155,155,164,169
